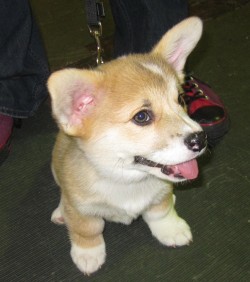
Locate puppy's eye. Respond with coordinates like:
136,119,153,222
133,110,153,126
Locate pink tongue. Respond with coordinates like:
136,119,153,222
173,159,199,180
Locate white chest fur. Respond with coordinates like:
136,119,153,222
75,176,172,224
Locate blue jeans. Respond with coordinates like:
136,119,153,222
0,0,49,118
110,0,188,57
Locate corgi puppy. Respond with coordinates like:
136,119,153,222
48,17,206,275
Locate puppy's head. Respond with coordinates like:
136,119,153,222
48,17,206,183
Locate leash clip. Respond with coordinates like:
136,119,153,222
88,22,104,66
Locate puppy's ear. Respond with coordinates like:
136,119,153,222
47,68,103,136
152,17,202,74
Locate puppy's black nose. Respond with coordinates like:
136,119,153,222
184,131,207,152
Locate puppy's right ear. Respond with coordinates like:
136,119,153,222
47,68,103,136
152,17,202,77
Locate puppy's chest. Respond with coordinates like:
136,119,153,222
77,177,171,221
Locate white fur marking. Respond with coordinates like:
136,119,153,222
147,214,192,247
141,62,165,77
143,202,192,247
71,242,106,275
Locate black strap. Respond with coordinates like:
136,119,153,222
85,0,105,27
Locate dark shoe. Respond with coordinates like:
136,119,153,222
181,76,230,147
0,114,22,166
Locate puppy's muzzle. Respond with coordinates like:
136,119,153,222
184,131,207,152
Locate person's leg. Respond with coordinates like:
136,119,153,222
0,0,49,164
0,0,49,118
110,0,188,56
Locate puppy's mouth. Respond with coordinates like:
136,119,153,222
134,156,198,180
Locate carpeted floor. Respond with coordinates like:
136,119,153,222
1,3,250,282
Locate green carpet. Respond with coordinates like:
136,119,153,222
1,4,250,282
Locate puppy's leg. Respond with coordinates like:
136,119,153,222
65,206,106,275
143,193,192,247
51,197,65,225
51,164,65,225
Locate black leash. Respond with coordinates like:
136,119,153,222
84,0,105,65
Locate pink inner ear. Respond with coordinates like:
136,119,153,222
69,93,96,126
75,94,95,113
168,46,185,71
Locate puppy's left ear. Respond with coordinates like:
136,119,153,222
152,17,202,74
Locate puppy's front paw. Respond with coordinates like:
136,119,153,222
70,243,106,275
146,214,193,247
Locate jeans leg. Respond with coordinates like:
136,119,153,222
0,0,49,118
110,0,188,57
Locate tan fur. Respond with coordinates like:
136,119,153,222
145,192,174,215
65,204,105,249
48,17,204,275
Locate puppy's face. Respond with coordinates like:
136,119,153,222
48,17,206,183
